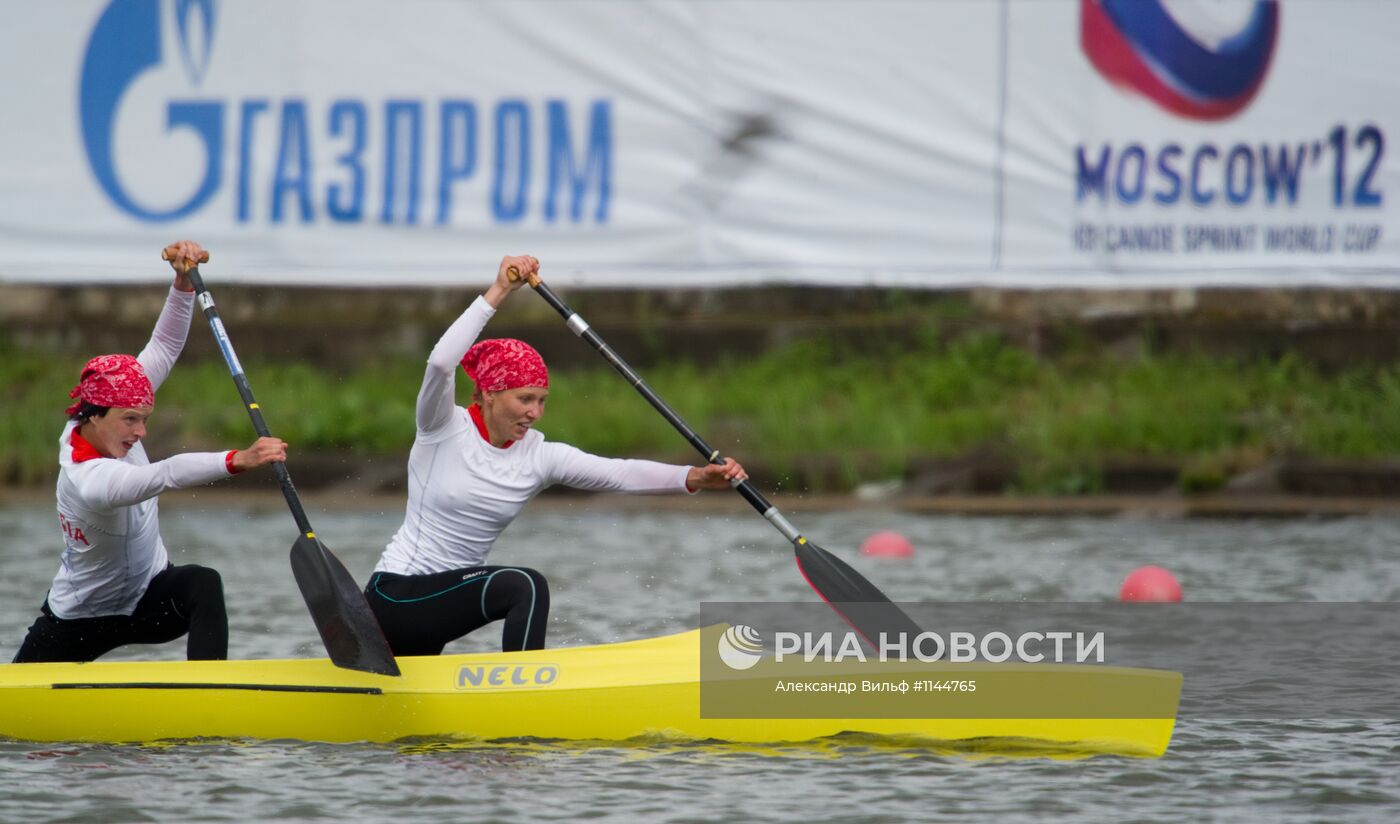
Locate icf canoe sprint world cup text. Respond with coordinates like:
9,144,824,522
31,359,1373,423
1074,1,1384,258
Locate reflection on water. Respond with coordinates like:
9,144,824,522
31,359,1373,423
2,501,1399,822
390,731,1118,761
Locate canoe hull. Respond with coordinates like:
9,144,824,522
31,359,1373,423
0,629,1180,756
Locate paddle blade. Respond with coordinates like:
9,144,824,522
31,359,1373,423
794,540,924,644
290,535,401,676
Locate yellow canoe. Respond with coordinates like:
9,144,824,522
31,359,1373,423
0,627,1180,756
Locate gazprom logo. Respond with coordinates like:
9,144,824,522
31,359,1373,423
78,0,612,226
80,0,221,221
1081,0,1279,121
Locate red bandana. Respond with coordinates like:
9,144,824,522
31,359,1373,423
65,354,154,417
461,338,549,393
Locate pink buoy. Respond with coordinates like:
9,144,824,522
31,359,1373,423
859,531,914,558
1119,565,1183,602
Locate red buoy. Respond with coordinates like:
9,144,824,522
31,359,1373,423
1119,565,1183,602
859,531,914,558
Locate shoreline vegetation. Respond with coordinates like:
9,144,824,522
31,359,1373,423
6,330,1400,504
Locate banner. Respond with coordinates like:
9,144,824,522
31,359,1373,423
0,1,1393,287
1002,0,1398,286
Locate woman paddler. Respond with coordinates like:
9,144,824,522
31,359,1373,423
365,255,746,655
11,241,288,664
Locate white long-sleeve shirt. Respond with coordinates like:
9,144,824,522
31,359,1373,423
48,287,235,619
375,296,692,576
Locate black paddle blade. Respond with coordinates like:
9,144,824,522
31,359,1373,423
794,540,924,644
289,535,401,676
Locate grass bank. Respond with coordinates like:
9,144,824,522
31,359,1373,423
5,332,1400,492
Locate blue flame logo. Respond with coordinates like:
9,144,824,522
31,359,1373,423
79,0,224,222
175,0,215,86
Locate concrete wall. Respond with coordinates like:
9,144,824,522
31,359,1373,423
6,285,1400,371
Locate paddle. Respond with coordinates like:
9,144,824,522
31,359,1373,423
508,267,924,644
166,250,400,676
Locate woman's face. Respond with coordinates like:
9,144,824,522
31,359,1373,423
82,406,154,458
482,386,548,444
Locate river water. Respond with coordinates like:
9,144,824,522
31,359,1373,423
1,498,1397,822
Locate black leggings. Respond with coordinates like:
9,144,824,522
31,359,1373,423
365,566,550,656
12,564,228,663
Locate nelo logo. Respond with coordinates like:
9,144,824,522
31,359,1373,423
457,663,559,690
1081,0,1279,121
80,0,220,222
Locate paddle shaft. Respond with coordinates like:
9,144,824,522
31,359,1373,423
517,275,805,546
516,268,919,643
176,256,400,675
184,267,315,537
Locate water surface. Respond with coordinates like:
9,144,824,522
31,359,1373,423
1,500,1397,822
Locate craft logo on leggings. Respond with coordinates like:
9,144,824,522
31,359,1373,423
79,0,612,227
456,663,560,690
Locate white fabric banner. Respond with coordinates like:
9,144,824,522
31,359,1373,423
1001,0,1400,287
0,0,1393,287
